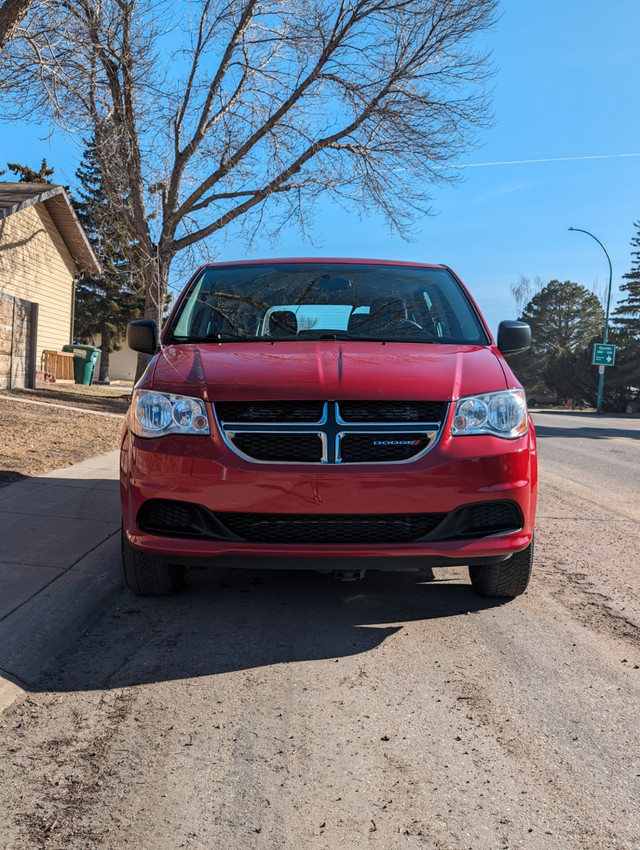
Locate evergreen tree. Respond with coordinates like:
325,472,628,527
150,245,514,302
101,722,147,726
613,222,640,338
608,222,640,404
6,158,55,183
73,138,144,382
510,280,604,404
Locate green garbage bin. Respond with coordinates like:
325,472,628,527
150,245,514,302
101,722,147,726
62,344,101,385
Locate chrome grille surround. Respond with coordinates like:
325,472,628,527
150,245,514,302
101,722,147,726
214,400,446,465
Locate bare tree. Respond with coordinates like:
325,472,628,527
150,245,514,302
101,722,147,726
511,274,544,317
1,0,498,339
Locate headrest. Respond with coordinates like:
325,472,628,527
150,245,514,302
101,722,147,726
268,310,297,337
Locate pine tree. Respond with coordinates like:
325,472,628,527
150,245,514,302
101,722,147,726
6,158,56,183
510,280,604,404
609,222,640,403
613,223,640,338
73,138,144,382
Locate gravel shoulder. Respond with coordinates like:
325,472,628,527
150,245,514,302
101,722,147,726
0,384,131,485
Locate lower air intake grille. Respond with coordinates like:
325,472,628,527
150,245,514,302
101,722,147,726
138,501,210,537
464,503,521,534
215,512,447,543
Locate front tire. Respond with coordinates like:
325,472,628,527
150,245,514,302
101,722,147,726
122,527,185,596
469,538,533,598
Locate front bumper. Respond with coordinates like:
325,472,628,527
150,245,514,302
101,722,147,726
120,418,537,569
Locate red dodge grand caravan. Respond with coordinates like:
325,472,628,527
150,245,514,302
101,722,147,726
121,259,537,598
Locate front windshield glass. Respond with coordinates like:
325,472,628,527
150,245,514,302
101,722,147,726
168,263,489,345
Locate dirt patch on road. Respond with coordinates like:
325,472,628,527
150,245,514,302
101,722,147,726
0,384,132,485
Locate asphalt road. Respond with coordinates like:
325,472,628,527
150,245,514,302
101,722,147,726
532,410,639,522
1,412,639,850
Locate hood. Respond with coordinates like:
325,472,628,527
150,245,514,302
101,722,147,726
148,341,511,402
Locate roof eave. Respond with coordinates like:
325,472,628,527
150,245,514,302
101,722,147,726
0,182,101,276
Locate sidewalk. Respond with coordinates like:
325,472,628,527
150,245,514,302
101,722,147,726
0,450,123,712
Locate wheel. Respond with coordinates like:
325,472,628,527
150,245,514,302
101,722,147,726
121,526,185,596
468,538,533,598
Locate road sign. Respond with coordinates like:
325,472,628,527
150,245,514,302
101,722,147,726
592,343,616,366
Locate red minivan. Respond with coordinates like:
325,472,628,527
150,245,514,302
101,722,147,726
121,259,536,597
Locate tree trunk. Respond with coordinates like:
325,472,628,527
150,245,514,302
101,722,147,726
143,252,169,328
97,349,110,383
0,0,34,51
134,253,171,382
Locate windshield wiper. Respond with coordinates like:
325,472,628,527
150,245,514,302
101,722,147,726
169,330,440,344
308,331,437,343
170,332,265,343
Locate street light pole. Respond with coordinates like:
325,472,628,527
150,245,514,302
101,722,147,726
568,227,613,414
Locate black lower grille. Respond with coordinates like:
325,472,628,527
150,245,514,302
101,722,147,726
216,512,447,543
137,499,519,543
432,500,523,539
464,502,521,534
138,501,212,537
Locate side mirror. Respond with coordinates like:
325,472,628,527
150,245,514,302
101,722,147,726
127,319,159,354
497,320,531,355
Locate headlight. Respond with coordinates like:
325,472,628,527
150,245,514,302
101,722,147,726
452,389,528,438
131,390,210,438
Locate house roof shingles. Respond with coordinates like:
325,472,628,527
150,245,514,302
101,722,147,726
0,182,100,275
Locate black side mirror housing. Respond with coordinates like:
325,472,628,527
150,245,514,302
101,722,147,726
497,320,531,355
127,319,159,354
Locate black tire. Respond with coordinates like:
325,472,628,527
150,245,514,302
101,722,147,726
121,526,185,596
468,538,533,598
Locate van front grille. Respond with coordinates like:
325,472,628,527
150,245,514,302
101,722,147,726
215,400,445,464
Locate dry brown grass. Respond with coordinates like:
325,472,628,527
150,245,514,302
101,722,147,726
0,383,132,485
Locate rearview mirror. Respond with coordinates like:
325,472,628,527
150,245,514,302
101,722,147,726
127,319,158,354
497,320,531,355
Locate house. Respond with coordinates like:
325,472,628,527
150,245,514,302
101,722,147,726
0,182,100,389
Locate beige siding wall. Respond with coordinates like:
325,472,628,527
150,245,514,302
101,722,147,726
0,203,76,371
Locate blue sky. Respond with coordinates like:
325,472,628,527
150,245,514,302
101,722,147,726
2,0,639,335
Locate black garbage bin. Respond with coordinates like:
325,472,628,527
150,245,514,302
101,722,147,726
62,344,101,385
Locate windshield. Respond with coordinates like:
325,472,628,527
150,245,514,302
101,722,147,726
167,262,489,345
